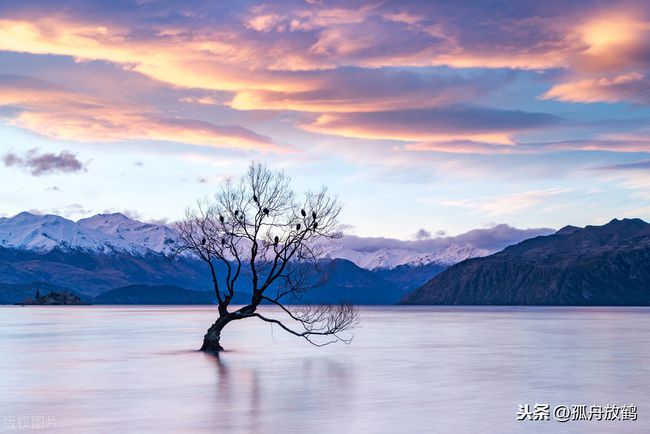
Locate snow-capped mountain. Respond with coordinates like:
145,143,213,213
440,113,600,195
0,212,550,270
324,242,490,270
0,212,147,254
78,213,178,255
322,225,555,270
0,212,171,256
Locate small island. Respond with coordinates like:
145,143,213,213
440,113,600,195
18,290,88,306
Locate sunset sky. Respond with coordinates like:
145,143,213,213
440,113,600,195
1,0,650,239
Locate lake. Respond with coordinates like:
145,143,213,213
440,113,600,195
1,306,648,433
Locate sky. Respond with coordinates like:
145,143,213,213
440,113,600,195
1,0,650,239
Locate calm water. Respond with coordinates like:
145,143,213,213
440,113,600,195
0,306,649,434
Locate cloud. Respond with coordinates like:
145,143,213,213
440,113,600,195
0,4,630,95
0,0,649,177
0,3,647,81
239,1,578,70
541,138,650,153
3,149,87,176
229,67,511,112
543,72,650,104
0,75,284,152
538,12,650,105
573,13,650,72
0,16,311,91
302,106,563,144
593,160,650,171
405,135,650,155
28,203,92,218
405,141,525,154
337,224,554,254
413,228,432,240
191,174,234,185
442,188,571,216
336,223,355,233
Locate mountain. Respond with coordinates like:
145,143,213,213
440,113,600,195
325,225,553,270
0,212,140,254
92,260,407,305
289,259,407,304
0,211,178,256
0,243,408,303
326,242,489,270
402,218,650,306
78,213,179,255
94,285,217,304
373,262,448,292
0,212,551,270
0,246,212,296
0,211,552,304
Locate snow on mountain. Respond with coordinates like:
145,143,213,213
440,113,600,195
324,242,490,270
77,213,178,255
0,212,144,254
0,212,549,269
321,225,555,270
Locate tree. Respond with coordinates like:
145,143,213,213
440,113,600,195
176,162,359,353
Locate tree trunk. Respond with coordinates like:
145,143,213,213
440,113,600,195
200,315,229,353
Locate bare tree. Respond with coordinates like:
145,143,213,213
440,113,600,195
176,162,359,353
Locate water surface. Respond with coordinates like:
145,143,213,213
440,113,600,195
1,306,648,433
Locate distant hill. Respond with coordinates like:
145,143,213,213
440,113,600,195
402,218,650,306
290,259,408,304
374,262,447,292
94,285,217,304
93,260,408,305
0,246,214,296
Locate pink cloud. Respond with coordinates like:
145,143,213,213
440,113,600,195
0,75,285,152
543,72,650,104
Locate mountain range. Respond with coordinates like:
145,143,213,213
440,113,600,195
403,218,650,305
2,212,646,306
0,211,178,256
0,211,551,304
0,211,547,268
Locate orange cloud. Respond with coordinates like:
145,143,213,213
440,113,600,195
0,14,580,98
0,76,284,152
0,18,312,93
305,119,514,144
301,107,560,144
542,72,649,103
1,9,647,114
540,13,650,104
575,14,650,71
2,4,650,121
0,7,646,77
229,69,505,112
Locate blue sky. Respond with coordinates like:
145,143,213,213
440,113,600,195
1,0,650,239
